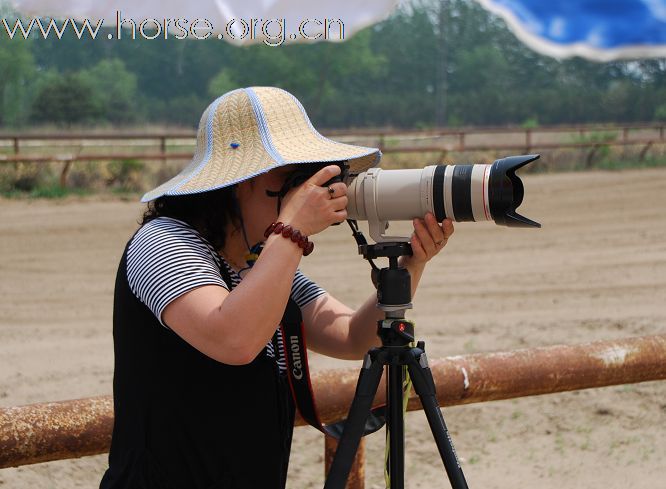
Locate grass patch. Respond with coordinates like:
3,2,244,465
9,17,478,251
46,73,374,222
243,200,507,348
1,184,90,199
110,186,142,201
597,155,666,170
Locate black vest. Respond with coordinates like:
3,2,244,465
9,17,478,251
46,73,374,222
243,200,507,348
100,243,295,489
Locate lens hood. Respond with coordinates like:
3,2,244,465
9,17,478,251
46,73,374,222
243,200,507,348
489,155,541,228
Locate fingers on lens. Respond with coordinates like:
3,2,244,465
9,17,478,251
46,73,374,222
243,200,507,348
325,164,342,176
312,165,341,185
411,233,425,255
425,213,442,235
442,219,454,237
413,218,428,235
333,182,347,195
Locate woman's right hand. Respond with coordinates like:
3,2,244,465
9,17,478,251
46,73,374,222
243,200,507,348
277,165,348,236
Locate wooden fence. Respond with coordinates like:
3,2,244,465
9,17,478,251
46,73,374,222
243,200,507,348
0,123,664,187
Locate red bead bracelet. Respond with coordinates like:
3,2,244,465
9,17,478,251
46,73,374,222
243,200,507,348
264,222,314,256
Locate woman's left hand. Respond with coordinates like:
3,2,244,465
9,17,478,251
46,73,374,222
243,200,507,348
405,213,454,266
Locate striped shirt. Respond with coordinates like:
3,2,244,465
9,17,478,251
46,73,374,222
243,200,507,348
126,216,325,371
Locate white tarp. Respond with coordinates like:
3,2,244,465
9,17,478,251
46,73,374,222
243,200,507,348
8,0,666,59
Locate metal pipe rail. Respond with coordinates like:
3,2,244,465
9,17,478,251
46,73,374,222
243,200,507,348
1,334,664,473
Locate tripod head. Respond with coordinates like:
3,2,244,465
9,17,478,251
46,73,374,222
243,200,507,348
358,241,412,311
358,240,415,346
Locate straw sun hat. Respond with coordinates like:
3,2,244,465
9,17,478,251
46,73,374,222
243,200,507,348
141,86,382,203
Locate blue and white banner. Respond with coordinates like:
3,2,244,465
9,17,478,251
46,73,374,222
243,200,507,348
475,0,666,61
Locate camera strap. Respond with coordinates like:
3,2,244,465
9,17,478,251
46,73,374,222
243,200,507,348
279,297,386,440
217,247,385,440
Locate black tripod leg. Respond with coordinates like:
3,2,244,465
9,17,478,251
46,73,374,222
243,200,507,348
406,347,470,489
324,350,385,489
387,363,405,489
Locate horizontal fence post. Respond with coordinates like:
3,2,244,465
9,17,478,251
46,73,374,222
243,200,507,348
420,333,666,407
1,334,665,470
0,397,113,469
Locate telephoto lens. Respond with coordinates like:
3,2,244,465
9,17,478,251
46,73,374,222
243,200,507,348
346,154,540,242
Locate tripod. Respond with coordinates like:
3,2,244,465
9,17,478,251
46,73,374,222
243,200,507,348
323,241,469,489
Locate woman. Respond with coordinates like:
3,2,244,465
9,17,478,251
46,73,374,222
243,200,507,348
100,87,453,489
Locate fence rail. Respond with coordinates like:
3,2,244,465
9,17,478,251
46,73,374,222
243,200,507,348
1,122,664,143
1,122,665,187
1,334,664,488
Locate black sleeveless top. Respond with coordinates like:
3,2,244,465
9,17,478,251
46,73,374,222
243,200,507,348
100,237,299,488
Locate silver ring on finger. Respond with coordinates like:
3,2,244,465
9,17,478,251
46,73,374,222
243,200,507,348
327,186,335,199
435,240,444,246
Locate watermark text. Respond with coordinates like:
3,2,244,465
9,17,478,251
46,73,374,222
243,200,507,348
1,11,346,46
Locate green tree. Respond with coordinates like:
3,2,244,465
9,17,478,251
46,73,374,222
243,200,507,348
78,58,139,124
31,72,102,126
0,5,36,127
369,1,439,127
10,0,666,128
208,70,238,99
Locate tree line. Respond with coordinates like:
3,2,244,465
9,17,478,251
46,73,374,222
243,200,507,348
1,0,665,130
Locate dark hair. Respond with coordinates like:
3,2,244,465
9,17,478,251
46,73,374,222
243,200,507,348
141,186,240,251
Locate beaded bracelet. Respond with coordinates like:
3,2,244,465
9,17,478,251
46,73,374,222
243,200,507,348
264,222,315,256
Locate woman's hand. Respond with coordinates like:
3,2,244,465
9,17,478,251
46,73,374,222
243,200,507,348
277,165,348,236
405,213,454,267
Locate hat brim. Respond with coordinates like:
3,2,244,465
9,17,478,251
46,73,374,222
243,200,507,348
141,87,380,203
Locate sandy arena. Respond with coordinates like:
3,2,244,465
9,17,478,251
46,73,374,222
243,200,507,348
1,168,665,488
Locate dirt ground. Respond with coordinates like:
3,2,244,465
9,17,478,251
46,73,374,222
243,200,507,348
1,167,665,488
